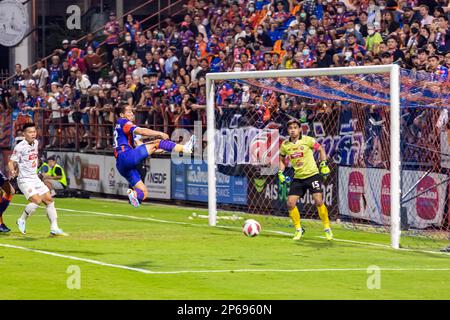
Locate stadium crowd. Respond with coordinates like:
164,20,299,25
0,0,449,150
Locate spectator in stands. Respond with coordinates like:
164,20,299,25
75,69,91,95
46,83,66,148
54,39,71,61
135,34,151,62
382,11,401,36
380,50,393,64
84,33,101,54
164,47,179,77
104,12,120,62
316,41,333,67
402,6,418,26
68,43,86,73
117,81,133,106
255,24,274,50
194,15,208,41
3,0,450,155
125,14,141,42
48,56,63,85
419,4,434,26
387,36,405,63
12,63,23,89
84,46,103,84
130,59,146,84
33,60,49,89
366,24,384,53
416,47,430,70
122,32,137,56
436,15,450,52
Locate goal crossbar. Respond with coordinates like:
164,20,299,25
205,65,401,249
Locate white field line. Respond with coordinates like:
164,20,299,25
32,214,98,217
9,203,450,257
0,243,154,274
1,243,450,275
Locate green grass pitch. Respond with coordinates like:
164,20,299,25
0,196,449,299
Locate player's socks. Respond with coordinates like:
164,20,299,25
157,136,196,154
20,202,39,220
0,194,12,216
317,204,331,230
157,140,177,152
135,188,145,203
45,202,59,230
288,206,302,230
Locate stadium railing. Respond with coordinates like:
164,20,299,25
19,109,203,154
1,0,188,86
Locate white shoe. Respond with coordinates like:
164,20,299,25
183,135,197,154
50,228,68,236
127,189,140,208
17,218,26,235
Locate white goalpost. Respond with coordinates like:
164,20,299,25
206,65,401,249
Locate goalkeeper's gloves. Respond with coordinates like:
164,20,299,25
278,170,292,184
319,160,330,179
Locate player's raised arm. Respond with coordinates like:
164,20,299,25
116,104,170,140
134,127,169,140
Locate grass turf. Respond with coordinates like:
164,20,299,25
0,196,449,299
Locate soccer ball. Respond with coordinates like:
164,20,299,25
243,219,261,237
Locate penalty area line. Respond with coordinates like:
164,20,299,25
1,243,450,275
10,203,450,257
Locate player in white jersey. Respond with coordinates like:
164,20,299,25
8,123,67,236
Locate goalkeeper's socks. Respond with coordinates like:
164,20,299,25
288,206,302,230
317,204,330,230
135,188,145,203
157,140,177,152
0,194,12,216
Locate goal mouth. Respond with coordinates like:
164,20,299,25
204,65,450,251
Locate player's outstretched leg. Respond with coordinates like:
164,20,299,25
156,135,197,154
312,193,333,241
0,180,14,233
286,195,305,240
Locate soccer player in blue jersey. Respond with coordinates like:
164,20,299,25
0,170,14,232
114,104,195,207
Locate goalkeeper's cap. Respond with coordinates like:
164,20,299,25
287,118,301,127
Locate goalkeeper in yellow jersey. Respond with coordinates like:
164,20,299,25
278,119,333,241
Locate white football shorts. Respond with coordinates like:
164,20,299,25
18,178,50,200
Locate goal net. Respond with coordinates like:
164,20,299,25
203,65,449,251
